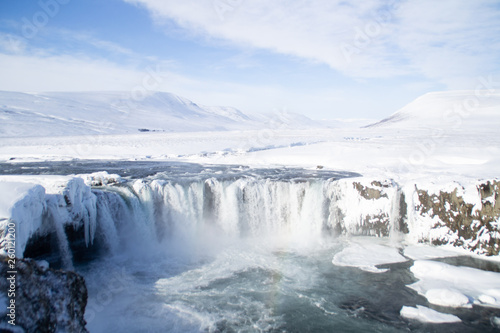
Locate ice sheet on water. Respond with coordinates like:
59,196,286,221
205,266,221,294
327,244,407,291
331,237,407,273
403,244,460,260
408,260,500,308
400,305,461,323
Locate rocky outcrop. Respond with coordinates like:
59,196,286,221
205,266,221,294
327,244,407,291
353,181,389,200
0,256,88,333
331,179,403,237
345,178,500,256
415,180,500,256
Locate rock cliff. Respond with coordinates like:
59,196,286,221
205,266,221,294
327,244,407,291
0,257,88,332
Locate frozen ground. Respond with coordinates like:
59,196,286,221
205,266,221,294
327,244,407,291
0,90,499,184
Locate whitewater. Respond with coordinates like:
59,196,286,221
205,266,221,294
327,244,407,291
1,90,500,332
1,161,499,332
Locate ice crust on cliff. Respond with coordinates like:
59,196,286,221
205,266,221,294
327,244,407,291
0,181,46,257
0,175,104,260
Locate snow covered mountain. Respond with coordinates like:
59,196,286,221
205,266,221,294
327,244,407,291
0,91,329,138
366,91,500,131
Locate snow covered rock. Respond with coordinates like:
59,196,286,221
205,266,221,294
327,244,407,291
328,178,406,237
408,180,500,256
0,256,88,332
0,182,46,258
78,171,122,187
0,177,109,266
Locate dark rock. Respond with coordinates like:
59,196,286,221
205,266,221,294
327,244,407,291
0,256,88,333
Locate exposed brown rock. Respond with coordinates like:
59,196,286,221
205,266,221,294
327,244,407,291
416,181,500,256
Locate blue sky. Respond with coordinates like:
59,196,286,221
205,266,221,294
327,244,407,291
0,0,499,119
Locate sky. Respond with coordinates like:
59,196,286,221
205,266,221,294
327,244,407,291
0,0,499,120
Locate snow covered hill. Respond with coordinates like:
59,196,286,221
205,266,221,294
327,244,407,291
0,91,330,138
366,91,500,131
0,89,499,180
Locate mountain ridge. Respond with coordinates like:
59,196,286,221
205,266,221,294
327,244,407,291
366,90,500,129
0,90,327,138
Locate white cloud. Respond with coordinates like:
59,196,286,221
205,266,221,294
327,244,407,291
0,48,368,118
0,53,144,92
124,0,500,87
56,29,137,57
0,27,178,92
0,33,27,54
395,0,500,87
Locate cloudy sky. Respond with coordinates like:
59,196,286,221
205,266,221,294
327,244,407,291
0,0,499,119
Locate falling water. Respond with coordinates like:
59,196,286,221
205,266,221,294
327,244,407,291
4,161,497,332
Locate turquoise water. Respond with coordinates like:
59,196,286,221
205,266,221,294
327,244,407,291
79,237,500,333
2,161,499,332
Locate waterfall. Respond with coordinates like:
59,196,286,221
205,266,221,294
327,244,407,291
121,178,334,243
85,176,403,256
15,172,408,265
45,197,74,270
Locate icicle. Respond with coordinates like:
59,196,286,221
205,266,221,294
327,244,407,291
45,197,74,270
63,178,98,247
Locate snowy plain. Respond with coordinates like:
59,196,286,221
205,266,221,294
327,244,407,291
1,90,499,183
1,89,500,329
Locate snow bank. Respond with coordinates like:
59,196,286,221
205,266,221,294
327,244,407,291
0,175,101,259
0,181,46,256
0,182,43,218
400,305,461,323
408,260,500,308
332,238,407,273
403,245,460,260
